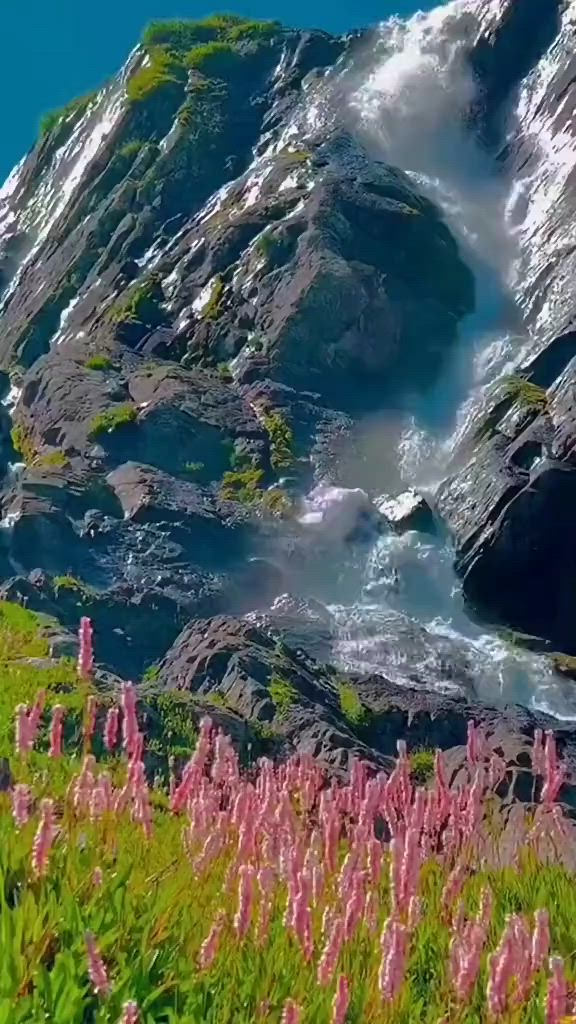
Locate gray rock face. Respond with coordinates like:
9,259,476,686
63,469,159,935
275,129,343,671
155,613,576,804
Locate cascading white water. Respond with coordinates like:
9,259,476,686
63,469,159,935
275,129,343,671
309,0,576,719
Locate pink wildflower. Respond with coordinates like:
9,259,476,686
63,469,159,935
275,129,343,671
234,864,255,940
531,908,550,974
119,1003,140,1024
49,704,65,758
28,689,46,746
32,798,56,877
379,920,408,1002
331,974,350,1024
121,682,139,758
15,703,32,756
85,932,111,997
281,999,303,1024
546,957,567,1024
84,695,98,749
12,783,31,828
78,617,94,678
198,911,226,970
92,866,104,888
318,917,344,987
104,707,120,751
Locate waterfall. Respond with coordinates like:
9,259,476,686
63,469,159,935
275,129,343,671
300,0,576,720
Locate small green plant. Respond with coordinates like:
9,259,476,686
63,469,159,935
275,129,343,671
501,376,548,412
184,40,240,77
10,423,36,465
268,675,298,720
53,575,93,599
204,276,225,321
117,139,146,163
40,92,97,138
261,488,292,517
410,748,436,785
183,461,205,477
142,664,161,683
127,48,184,104
87,404,138,440
86,355,113,371
110,276,165,328
219,466,264,503
34,451,70,470
283,148,310,163
263,409,294,470
217,361,232,381
338,682,368,727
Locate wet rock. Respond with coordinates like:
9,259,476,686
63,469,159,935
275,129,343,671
375,489,435,534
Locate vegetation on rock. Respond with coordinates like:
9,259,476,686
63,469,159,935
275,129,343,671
219,466,265,503
10,423,36,465
87,404,138,440
39,92,97,138
34,450,70,470
53,576,94,599
338,681,369,727
86,355,114,371
263,409,294,470
127,48,185,104
501,376,548,412
110,276,165,327
268,675,299,719
204,276,225,321
409,747,436,785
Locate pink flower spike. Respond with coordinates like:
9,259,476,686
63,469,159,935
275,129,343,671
546,956,567,1024
331,975,350,1024
49,704,65,758
92,866,104,888
104,707,120,751
198,910,226,971
234,864,255,940
78,617,94,678
281,999,303,1024
32,799,56,877
531,909,550,974
85,932,111,998
15,703,32,757
12,783,31,829
119,1003,140,1024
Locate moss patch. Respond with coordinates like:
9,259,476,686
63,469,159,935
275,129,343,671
11,423,36,465
34,451,70,470
86,355,114,371
40,92,97,138
501,376,548,412
338,682,368,727
263,409,294,471
268,675,298,720
87,404,138,440
110,275,165,328
127,48,185,104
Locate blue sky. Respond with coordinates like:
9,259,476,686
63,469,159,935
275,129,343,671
1,1,435,180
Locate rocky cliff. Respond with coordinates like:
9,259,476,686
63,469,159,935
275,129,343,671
2,2,576,769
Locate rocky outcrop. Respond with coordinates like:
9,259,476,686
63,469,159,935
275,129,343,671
154,614,576,804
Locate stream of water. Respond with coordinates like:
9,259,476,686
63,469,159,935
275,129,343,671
313,1,576,719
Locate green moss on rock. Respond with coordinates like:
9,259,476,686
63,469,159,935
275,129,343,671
127,48,185,104
88,404,138,440
40,92,97,138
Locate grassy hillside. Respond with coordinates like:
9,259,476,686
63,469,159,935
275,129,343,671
0,604,574,1022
